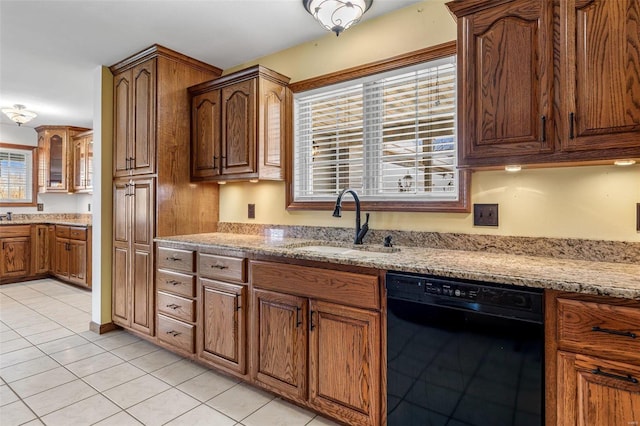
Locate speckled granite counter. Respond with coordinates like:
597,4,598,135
156,232,640,300
0,214,92,227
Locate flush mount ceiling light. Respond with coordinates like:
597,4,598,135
2,104,37,126
504,165,522,172
303,0,373,36
613,159,636,166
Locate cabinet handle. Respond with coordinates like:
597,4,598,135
591,367,638,384
165,330,181,337
540,115,546,142
212,156,218,170
129,157,135,169
167,256,180,262
125,157,130,170
295,307,301,328
167,280,180,286
235,294,242,311
166,303,180,310
569,112,575,139
211,264,228,270
591,326,637,339
310,310,316,331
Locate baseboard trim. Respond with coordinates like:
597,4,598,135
89,321,119,335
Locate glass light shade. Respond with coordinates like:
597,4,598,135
303,0,373,36
613,159,636,166
504,165,522,172
2,104,37,126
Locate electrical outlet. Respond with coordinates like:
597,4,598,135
37,203,44,211
474,203,499,227
248,204,256,219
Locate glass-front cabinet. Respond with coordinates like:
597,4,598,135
36,126,90,193
72,130,94,193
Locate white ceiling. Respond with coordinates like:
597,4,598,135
0,0,421,130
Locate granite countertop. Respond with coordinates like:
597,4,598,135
156,232,640,300
0,219,92,227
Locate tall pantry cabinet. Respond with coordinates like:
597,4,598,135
110,45,222,336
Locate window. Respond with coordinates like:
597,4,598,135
288,43,469,212
0,144,37,206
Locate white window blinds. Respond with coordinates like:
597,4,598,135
0,147,33,203
293,55,457,202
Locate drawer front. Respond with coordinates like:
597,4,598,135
69,227,87,241
157,292,195,322
157,269,196,298
55,225,70,238
0,225,31,237
157,314,195,353
558,298,640,364
157,247,195,273
250,261,380,310
198,253,246,282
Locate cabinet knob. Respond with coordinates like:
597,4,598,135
211,264,228,270
165,330,181,337
166,303,180,310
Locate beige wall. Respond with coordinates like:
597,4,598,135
220,0,640,242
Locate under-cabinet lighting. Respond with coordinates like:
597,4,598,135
218,181,227,185
249,179,259,183
614,159,636,166
504,165,522,172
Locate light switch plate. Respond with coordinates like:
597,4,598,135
474,203,499,227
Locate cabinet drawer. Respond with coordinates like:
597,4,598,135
157,314,195,353
157,247,195,273
157,269,196,298
198,253,246,282
69,227,87,241
558,298,640,364
0,225,31,237
157,291,195,322
55,226,70,238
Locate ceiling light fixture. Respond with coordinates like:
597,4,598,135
504,165,522,172
2,104,37,126
613,159,636,166
303,0,373,36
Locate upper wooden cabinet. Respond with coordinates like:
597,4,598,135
72,130,93,193
189,65,291,182
36,125,90,193
447,0,640,167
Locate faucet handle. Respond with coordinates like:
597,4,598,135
384,235,393,247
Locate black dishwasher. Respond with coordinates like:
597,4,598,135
386,271,544,426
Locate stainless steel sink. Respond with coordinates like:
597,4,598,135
285,241,400,256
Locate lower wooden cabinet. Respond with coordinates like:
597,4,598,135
32,224,53,275
0,225,31,282
53,225,91,287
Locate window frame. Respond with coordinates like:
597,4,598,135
0,143,38,207
286,41,470,213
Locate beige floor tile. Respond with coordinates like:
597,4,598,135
49,342,105,365
306,415,342,425
93,410,143,425
0,400,37,425
83,363,146,392
151,358,208,386
0,383,19,406
165,403,236,426
103,374,171,409
0,330,20,342
25,327,74,345
206,383,274,421
242,398,315,426
0,337,33,354
10,367,77,399
37,335,88,354
14,320,61,337
40,393,120,426
65,351,124,377
127,388,200,425
110,340,159,361
129,348,182,372
94,332,141,351
19,419,44,426
0,346,44,369
0,355,59,383
0,321,11,332
177,370,239,402
23,379,97,416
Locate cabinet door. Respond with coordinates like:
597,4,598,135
73,138,86,191
456,0,553,165
221,79,256,175
559,0,640,152
37,133,48,192
257,78,287,180
191,91,222,179
112,180,131,327
199,278,247,374
252,289,308,401
557,351,640,425
46,131,69,191
32,224,51,274
130,60,156,175
114,70,132,177
1,237,31,279
309,300,380,426
68,239,87,286
53,237,69,278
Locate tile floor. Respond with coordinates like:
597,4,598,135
0,278,339,426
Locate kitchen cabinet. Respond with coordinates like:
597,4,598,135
110,45,222,336
72,130,93,193
32,224,53,275
36,125,90,193
113,178,154,335
0,225,31,283
250,260,382,426
189,65,290,182
446,0,640,167
53,225,91,288
197,253,248,377
546,291,640,425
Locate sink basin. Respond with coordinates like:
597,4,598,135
285,241,400,257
